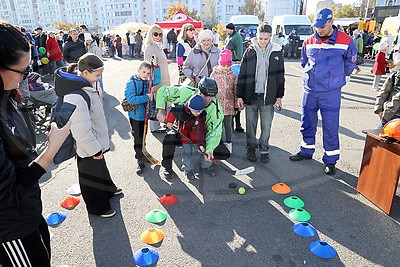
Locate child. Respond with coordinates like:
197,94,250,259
210,49,237,153
165,94,208,180
374,69,400,129
371,42,389,91
236,22,285,163
54,53,120,218
124,59,161,174
27,72,57,105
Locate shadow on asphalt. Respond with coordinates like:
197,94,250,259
88,195,133,266
139,134,400,266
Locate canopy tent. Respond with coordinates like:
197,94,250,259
155,9,203,29
110,22,151,36
45,25,59,32
334,18,361,27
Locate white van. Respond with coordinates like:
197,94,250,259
271,15,313,57
229,15,260,34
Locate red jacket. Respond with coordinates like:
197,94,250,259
166,105,206,146
46,37,63,61
372,51,388,75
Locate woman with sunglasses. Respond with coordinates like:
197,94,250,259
0,22,71,266
177,23,197,84
143,24,172,133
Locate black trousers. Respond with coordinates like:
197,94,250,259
0,217,51,267
77,156,117,215
161,131,231,169
129,118,145,160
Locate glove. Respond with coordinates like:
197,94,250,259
346,76,350,83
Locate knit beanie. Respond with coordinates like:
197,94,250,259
188,94,205,113
28,72,41,83
219,49,232,66
380,41,388,51
198,29,214,42
84,33,92,42
226,23,235,30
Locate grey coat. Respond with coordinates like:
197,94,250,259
374,72,400,121
183,43,220,79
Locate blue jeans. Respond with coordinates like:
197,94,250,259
245,94,274,154
182,143,212,171
135,44,142,57
50,60,65,75
128,44,135,57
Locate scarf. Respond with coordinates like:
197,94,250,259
186,37,196,48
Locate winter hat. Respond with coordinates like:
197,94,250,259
219,49,232,66
28,72,41,83
198,29,214,42
226,23,235,30
188,94,205,113
84,33,92,42
380,41,389,51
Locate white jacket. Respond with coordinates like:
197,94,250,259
64,85,110,158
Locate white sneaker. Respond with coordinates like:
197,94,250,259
371,87,379,91
224,142,232,154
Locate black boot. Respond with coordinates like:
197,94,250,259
162,167,176,181
247,148,257,162
324,164,336,175
289,152,312,161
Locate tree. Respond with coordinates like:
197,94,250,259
331,5,357,18
201,0,218,29
165,2,199,20
52,22,79,31
215,22,226,42
239,0,265,21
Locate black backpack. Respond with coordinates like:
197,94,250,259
50,90,90,164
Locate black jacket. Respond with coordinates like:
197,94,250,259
236,42,285,105
0,90,46,243
63,39,86,63
35,33,47,48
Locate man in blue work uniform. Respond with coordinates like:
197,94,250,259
289,8,357,175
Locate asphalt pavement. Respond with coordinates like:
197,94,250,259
37,56,400,267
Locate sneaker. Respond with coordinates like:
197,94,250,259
204,166,216,177
136,159,145,174
289,152,312,161
114,187,123,195
371,87,379,91
324,164,336,175
247,148,257,162
162,167,176,181
235,126,245,133
260,153,269,163
185,170,196,180
224,142,232,154
99,209,116,218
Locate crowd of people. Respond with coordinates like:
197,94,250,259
1,6,400,266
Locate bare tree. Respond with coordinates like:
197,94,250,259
240,0,265,21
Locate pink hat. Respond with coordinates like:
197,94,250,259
219,49,232,66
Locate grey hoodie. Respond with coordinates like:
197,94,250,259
251,37,273,94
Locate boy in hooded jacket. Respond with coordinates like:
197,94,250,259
124,59,161,174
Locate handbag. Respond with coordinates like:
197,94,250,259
121,98,138,111
182,51,212,87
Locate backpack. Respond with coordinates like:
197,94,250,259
50,90,90,164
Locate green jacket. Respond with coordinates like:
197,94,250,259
225,32,243,61
156,85,223,153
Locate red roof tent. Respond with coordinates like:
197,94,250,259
155,9,203,29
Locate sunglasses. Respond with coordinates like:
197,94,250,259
2,65,32,80
153,32,163,37
187,28,195,31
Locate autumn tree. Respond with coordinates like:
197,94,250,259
165,2,199,20
215,22,226,42
201,0,218,29
239,0,265,21
52,22,79,31
331,5,357,18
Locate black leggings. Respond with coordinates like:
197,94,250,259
129,118,145,159
0,217,51,267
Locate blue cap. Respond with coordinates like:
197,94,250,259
188,94,205,113
313,8,333,28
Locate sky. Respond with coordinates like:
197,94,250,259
306,0,357,15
